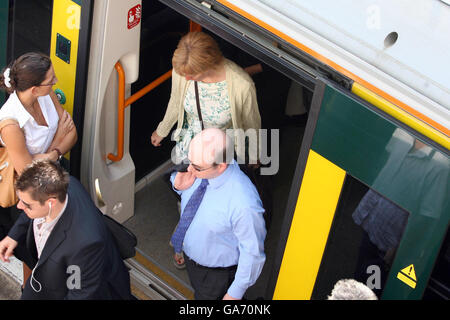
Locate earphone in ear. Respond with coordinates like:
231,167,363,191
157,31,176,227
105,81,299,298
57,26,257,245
47,201,53,218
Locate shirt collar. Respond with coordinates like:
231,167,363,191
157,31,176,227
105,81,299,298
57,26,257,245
11,91,33,127
207,159,237,189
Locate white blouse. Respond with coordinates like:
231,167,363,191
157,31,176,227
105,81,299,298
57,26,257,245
0,92,59,154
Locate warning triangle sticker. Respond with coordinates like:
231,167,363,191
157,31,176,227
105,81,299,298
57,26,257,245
397,264,417,289
400,264,417,281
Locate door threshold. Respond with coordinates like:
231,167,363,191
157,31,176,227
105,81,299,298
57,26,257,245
126,249,194,300
135,159,174,193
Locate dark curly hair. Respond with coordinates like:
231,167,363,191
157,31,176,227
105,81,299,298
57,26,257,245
0,52,51,94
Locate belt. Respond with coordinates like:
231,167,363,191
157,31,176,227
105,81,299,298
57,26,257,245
184,253,237,271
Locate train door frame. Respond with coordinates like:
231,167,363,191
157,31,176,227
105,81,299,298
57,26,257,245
80,0,143,223
68,0,94,179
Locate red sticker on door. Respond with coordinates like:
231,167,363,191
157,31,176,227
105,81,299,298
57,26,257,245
127,4,141,29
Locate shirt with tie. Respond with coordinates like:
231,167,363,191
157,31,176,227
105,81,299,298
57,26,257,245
170,160,266,299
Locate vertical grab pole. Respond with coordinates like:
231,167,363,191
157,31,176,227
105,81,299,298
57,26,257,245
107,62,126,162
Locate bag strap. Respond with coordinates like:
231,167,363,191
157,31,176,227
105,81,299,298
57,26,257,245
194,81,205,130
0,118,19,147
0,118,19,131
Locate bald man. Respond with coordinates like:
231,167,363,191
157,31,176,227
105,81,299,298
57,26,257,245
170,128,266,300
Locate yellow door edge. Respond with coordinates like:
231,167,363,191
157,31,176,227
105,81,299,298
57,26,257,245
273,150,345,299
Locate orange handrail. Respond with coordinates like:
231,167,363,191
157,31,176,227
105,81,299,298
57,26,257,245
189,20,202,32
107,62,172,162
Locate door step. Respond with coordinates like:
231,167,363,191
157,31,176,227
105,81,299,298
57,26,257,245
126,250,194,300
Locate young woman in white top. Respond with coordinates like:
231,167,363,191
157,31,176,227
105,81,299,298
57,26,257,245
0,52,77,287
0,52,77,172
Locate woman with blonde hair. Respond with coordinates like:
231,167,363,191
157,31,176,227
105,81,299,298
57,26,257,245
151,31,261,163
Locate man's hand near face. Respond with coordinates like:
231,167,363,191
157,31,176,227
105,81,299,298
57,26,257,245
173,170,196,191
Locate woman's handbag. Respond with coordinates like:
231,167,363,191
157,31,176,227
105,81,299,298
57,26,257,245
0,119,19,208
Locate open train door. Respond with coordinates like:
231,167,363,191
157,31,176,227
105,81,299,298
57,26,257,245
271,79,449,300
80,0,142,223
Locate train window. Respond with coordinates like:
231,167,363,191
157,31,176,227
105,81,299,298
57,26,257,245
311,175,410,299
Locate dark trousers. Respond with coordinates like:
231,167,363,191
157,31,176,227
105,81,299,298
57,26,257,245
184,254,237,300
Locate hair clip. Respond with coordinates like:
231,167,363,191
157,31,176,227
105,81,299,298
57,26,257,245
3,68,11,88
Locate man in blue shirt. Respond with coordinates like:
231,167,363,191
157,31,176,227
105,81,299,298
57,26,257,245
170,128,266,300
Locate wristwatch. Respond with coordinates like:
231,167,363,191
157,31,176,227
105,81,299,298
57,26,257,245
53,148,63,161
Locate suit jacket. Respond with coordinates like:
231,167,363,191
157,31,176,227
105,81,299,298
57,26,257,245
8,177,132,300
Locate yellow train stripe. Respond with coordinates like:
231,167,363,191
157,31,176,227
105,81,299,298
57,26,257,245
352,82,450,150
273,150,345,299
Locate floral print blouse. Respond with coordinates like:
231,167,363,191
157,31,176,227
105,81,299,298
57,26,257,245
175,80,232,161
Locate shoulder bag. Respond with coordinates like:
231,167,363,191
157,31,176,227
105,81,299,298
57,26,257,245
101,213,137,260
0,118,19,208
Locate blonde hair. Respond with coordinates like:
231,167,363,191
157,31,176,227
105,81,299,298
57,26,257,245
172,32,224,76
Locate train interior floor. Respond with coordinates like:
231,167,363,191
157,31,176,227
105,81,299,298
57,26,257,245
124,123,305,299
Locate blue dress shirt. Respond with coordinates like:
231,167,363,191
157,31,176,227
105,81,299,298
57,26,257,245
171,160,266,299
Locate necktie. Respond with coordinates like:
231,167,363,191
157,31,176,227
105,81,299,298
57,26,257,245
171,179,209,254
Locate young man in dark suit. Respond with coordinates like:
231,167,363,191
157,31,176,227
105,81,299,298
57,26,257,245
0,160,132,300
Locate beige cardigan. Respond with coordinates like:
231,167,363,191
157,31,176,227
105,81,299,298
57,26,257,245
156,59,261,161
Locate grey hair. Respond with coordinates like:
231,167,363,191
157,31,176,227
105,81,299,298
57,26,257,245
327,279,378,300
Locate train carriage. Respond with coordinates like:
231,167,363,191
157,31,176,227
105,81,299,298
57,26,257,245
1,0,448,300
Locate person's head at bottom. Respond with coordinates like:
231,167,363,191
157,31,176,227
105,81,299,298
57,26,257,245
328,279,378,300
